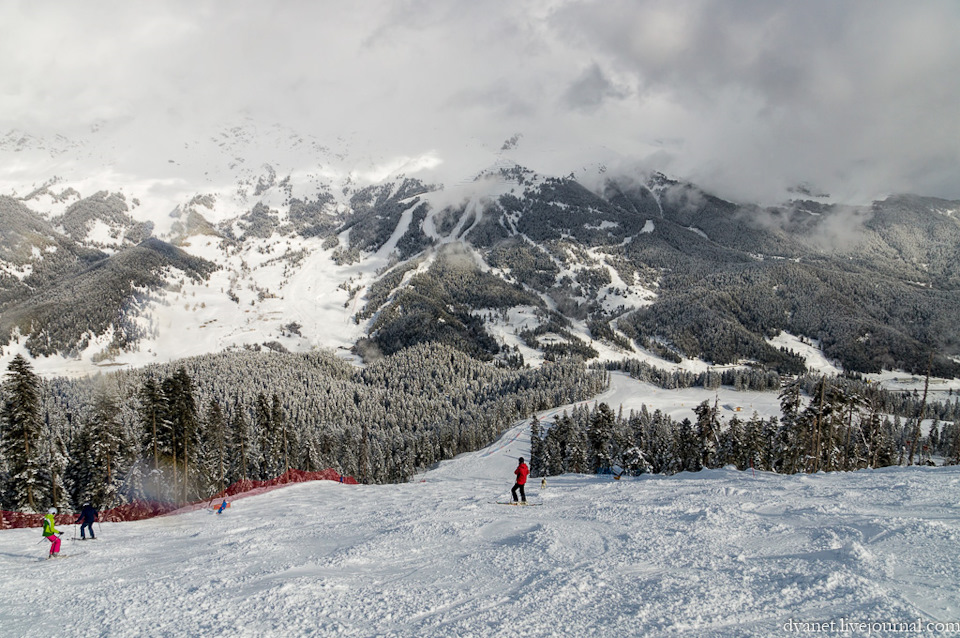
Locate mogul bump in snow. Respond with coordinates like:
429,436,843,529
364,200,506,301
43,508,63,558
512,457,529,503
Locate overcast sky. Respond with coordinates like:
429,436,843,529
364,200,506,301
2,0,959,204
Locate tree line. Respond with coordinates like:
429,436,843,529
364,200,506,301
1,345,607,513
531,374,959,479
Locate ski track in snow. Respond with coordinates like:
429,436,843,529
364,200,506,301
3,380,960,636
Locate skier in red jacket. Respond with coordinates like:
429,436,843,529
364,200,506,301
512,457,529,503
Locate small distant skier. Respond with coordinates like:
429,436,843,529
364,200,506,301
540,477,546,490
512,457,529,504
76,502,97,540
43,508,63,558
216,499,228,515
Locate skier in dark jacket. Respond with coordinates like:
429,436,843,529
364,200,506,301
76,503,97,540
512,457,529,503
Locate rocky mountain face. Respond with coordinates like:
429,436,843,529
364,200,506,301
1,145,958,379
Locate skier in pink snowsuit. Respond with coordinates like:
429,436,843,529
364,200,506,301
42,508,62,558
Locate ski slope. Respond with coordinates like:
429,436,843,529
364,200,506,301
2,378,960,637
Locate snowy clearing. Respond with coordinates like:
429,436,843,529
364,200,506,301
2,378,959,637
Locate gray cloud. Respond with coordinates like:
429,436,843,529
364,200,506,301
1,0,958,205
548,0,960,202
563,63,630,112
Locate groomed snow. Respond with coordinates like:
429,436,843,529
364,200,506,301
2,378,959,637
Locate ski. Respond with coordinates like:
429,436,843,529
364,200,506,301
492,501,543,506
39,552,83,561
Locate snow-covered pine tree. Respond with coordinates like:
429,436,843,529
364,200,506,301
161,367,201,503
806,376,829,472
742,413,767,471
203,399,229,494
45,419,72,512
929,420,941,454
544,413,571,475
529,416,543,477
837,387,869,471
138,379,163,473
541,436,562,477
1,355,44,512
674,416,699,472
298,423,324,473
619,445,651,475
694,399,721,470
254,393,272,480
230,408,253,482
618,410,650,475
777,378,807,474
82,386,126,508
646,411,681,474
719,415,744,469
760,416,779,472
946,420,960,466
270,394,290,476
587,402,615,473
567,425,588,474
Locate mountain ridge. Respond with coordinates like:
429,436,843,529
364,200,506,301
1,129,958,379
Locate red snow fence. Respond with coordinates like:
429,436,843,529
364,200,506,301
0,468,356,530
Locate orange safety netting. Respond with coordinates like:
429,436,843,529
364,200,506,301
0,468,356,530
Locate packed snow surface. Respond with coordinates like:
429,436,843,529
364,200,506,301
2,377,959,637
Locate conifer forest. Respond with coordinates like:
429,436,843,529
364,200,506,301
3,344,959,514
530,360,960,479
0,345,605,513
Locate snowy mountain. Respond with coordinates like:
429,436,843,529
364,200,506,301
2,123,960,380
2,377,958,637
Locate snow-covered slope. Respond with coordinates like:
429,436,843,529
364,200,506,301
2,376,958,637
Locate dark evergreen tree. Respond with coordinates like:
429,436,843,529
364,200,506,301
253,393,273,479
739,413,763,471
529,416,543,477
1,355,44,512
46,424,71,512
82,387,126,508
231,408,253,482
948,420,960,466
544,413,571,476
694,399,721,470
203,400,229,494
270,394,290,476
138,379,164,474
160,367,201,503
802,377,840,472
777,379,807,474
674,417,699,472
567,423,588,474
298,423,324,473
587,403,616,473
719,415,744,469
